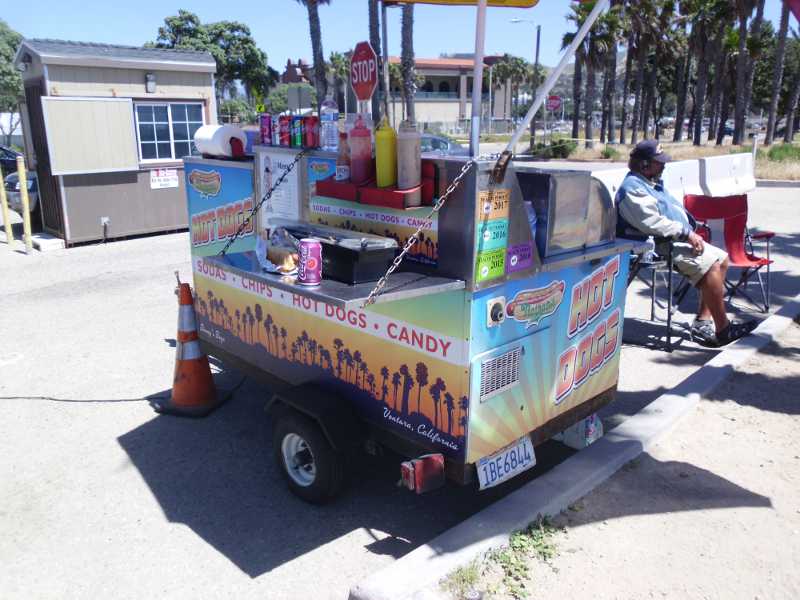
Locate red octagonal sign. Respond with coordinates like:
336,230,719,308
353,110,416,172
350,41,379,102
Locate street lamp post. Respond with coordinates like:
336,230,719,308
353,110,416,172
511,18,541,147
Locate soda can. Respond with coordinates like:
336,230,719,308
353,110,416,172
278,115,292,147
303,115,320,148
291,116,304,148
272,116,280,146
297,238,322,286
259,113,272,145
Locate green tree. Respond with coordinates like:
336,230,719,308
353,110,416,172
150,11,275,105
296,0,331,115
266,83,317,113
328,51,350,115
0,20,23,145
219,98,257,124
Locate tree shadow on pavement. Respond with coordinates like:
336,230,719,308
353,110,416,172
118,368,575,578
553,452,772,530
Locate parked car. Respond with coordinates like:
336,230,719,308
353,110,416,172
0,145,21,175
420,134,468,156
4,171,40,225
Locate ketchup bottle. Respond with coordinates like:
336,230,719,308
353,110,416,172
348,114,374,186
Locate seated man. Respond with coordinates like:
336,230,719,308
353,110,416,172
615,140,755,347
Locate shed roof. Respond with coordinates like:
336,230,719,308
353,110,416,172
16,39,217,73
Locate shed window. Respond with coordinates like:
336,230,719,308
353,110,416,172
134,102,204,162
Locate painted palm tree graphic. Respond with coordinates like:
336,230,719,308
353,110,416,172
195,293,470,439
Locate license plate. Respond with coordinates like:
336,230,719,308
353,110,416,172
477,436,536,490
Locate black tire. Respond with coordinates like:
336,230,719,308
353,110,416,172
272,411,345,504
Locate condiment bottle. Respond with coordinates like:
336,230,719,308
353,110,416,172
396,120,421,206
336,130,350,181
375,117,397,188
349,114,374,186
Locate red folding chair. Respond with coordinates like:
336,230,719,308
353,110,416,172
683,194,773,312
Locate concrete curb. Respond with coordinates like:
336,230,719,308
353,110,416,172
348,295,800,600
756,179,800,188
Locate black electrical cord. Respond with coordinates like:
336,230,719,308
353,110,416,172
0,376,248,404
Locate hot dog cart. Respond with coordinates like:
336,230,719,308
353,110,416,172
180,0,625,503
183,144,633,502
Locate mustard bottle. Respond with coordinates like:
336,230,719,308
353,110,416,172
375,117,397,188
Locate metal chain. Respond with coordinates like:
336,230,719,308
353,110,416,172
362,157,479,307
217,148,309,257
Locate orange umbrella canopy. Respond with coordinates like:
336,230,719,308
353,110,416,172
383,1,540,7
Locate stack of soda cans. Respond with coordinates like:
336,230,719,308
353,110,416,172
259,113,319,149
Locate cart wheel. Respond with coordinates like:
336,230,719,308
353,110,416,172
272,411,344,504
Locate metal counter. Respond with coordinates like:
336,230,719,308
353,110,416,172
206,251,465,310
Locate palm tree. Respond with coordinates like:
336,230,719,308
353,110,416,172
309,339,318,367
368,0,382,120
732,0,756,144
429,378,445,429
254,304,263,347
359,361,368,390
784,73,800,143
328,51,350,117
272,325,278,355
280,327,288,358
353,351,363,388
414,362,428,416
235,309,241,339
401,3,416,121
392,371,401,410
366,373,376,398
380,367,389,403
458,396,468,436
444,393,455,435
399,364,413,416
264,314,273,353
333,338,344,377
343,349,353,382
296,0,331,114
765,3,790,145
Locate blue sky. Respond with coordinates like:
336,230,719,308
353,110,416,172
6,1,786,72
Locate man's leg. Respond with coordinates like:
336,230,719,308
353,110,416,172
695,258,730,334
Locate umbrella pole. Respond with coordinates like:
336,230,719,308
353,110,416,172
469,0,488,157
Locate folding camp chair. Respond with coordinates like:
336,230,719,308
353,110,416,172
683,194,773,312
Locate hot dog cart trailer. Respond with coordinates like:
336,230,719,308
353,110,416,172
181,0,631,503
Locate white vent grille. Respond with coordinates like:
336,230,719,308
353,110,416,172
479,346,522,401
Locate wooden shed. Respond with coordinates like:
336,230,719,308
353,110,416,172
14,39,217,245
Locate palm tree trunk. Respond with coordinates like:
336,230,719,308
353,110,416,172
619,31,635,145
401,5,416,121
732,3,751,145
673,51,692,142
693,25,712,146
630,46,646,146
766,2,790,145
716,83,731,145
305,0,327,116
707,24,727,139
784,75,800,143
605,35,619,144
584,38,597,149
369,0,382,121
642,60,656,139
572,49,583,141
742,0,765,137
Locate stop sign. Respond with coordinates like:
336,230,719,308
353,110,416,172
350,41,379,102
546,95,562,112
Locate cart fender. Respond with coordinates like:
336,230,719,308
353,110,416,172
266,384,362,452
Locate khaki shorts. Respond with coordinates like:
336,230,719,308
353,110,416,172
657,241,728,287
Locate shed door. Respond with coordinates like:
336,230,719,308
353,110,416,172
41,97,139,176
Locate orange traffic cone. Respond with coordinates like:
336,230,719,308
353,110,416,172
153,276,220,417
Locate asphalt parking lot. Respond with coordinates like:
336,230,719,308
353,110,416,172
1,185,797,599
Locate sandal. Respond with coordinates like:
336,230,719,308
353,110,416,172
715,320,757,347
690,318,716,346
